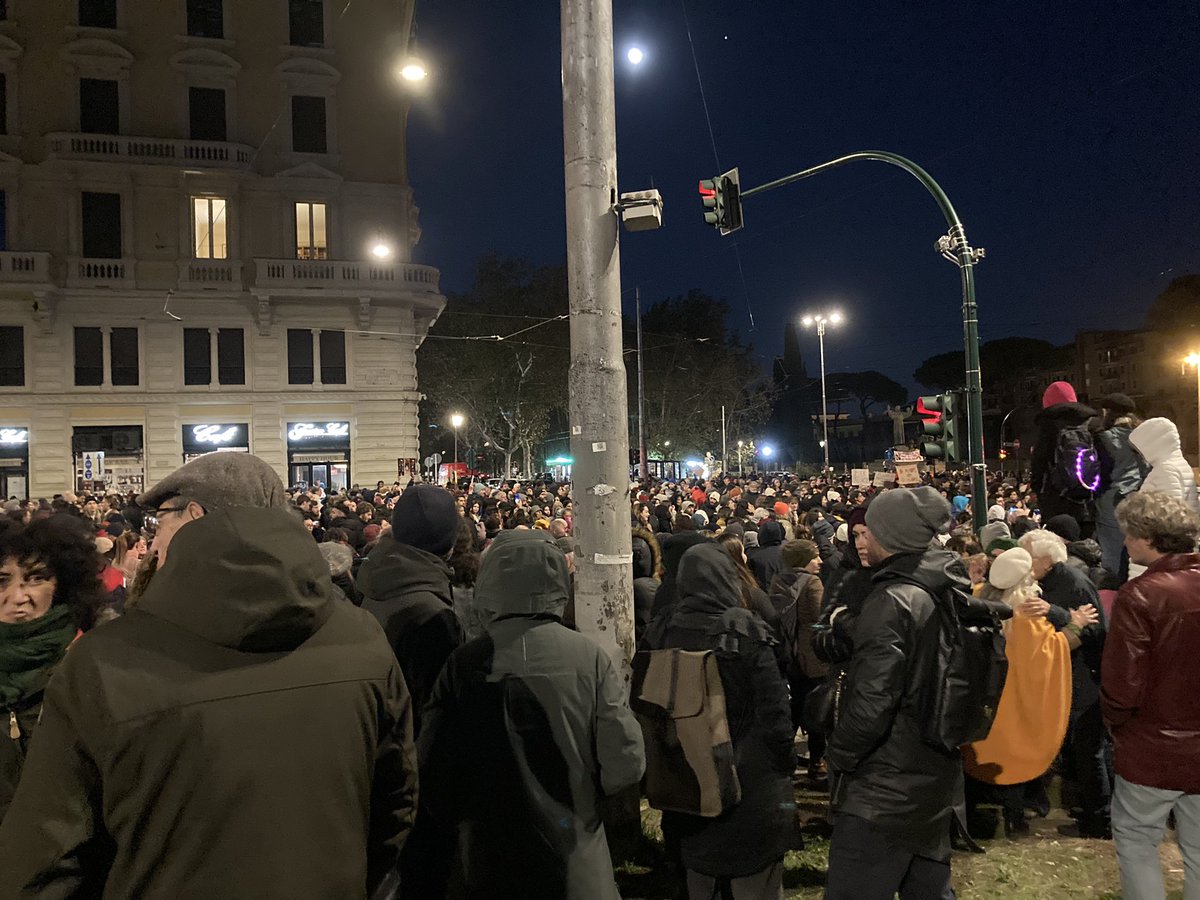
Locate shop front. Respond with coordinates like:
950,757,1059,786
182,422,251,464
286,421,351,491
0,427,30,499
72,425,145,495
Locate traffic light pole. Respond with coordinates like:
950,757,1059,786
741,151,988,530
560,0,636,671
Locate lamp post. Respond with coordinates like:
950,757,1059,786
801,310,844,476
737,440,743,476
1186,355,1200,466
450,413,464,467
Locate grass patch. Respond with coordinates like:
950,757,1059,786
617,779,1186,899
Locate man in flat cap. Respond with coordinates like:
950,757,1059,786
0,453,418,899
823,486,964,900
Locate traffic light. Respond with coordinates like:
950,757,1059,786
697,167,744,235
918,393,962,462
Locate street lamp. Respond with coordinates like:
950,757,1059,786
737,439,743,476
450,413,465,466
801,310,846,475
1185,354,1200,465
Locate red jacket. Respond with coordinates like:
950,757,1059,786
1101,552,1200,792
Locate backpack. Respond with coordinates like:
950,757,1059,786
1045,426,1102,504
918,587,1011,753
630,649,741,817
770,572,817,676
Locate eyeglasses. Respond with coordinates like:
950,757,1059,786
146,505,190,528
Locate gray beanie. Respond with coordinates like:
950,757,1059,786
978,520,1011,552
864,487,951,554
138,453,287,511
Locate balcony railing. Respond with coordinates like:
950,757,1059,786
0,251,51,284
179,259,241,289
46,133,255,170
253,259,441,295
67,257,136,289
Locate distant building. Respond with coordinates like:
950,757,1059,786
0,0,443,499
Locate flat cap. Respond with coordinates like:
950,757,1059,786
138,453,288,512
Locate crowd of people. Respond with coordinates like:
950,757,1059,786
0,380,1197,899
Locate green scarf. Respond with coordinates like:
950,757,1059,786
0,604,77,708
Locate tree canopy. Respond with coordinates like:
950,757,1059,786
1145,274,1200,331
913,337,1070,391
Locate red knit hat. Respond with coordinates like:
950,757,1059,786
1041,381,1077,409
773,501,791,518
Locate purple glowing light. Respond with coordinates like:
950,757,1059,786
1075,448,1100,493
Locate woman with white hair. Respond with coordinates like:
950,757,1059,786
1020,527,1112,838
964,548,1094,835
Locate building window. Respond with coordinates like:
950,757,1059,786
295,202,327,259
288,0,324,47
0,192,6,252
320,330,346,384
217,328,245,384
291,95,327,154
74,327,103,386
188,86,227,142
79,0,117,28
109,328,139,386
192,196,228,259
287,329,314,384
0,326,22,387
79,78,120,134
0,74,6,136
0,2,7,21
183,328,210,385
81,192,122,259
186,0,223,38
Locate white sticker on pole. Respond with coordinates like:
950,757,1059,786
594,553,634,565
592,441,607,452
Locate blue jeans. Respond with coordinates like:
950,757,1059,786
1112,775,1200,900
1095,492,1128,580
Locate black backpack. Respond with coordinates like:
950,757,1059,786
920,587,1011,753
1045,426,1102,504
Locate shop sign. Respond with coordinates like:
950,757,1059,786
288,422,350,442
0,428,28,445
190,424,245,446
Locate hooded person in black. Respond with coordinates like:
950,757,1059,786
0,455,417,899
747,518,786,591
645,530,710,635
648,542,797,898
631,527,662,642
418,530,645,899
824,487,965,900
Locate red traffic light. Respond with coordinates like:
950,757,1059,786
916,397,942,423
698,180,716,198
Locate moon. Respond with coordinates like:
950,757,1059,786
627,47,644,65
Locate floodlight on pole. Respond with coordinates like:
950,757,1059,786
802,310,846,475
450,413,465,468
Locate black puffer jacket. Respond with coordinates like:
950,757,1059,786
825,549,967,862
651,543,797,878
1066,538,1119,591
1040,561,1107,712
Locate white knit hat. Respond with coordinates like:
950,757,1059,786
989,547,1033,590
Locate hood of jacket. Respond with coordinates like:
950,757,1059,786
675,542,742,617
1036,401,1097,431
873,546,971,596
1130,417,1182,466
474,529,570,621
631,526,661,580
137,507,335,653
357,533,453,607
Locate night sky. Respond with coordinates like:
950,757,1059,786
406,1,1199,392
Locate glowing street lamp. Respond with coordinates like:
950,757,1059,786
398,58,428,82
371,241,393,260
1186,354,1200,465
450,412,465,466
801,310,847,474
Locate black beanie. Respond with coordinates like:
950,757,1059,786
390,484,460,557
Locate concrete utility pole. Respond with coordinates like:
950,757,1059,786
561,0,635,671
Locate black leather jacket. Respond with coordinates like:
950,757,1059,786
826,549,967,862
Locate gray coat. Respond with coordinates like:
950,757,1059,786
418,530,645,900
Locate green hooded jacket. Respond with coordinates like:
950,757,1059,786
418,530,645,900
0,507,418,899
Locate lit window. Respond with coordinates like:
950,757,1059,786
192,196,228,259
295,202,328,260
